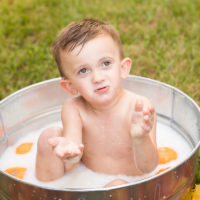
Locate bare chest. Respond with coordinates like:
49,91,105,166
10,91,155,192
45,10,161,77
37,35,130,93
81,109,133,157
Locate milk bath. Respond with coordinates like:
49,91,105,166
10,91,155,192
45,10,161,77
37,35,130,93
0,120,192,189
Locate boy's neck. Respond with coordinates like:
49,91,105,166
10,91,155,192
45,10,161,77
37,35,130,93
84,88,126,113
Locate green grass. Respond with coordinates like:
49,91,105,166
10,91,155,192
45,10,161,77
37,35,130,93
0,0,200,183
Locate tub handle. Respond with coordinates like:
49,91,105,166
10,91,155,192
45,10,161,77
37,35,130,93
0,112,8,143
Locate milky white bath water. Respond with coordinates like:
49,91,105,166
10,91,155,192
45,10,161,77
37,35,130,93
0,121,192,189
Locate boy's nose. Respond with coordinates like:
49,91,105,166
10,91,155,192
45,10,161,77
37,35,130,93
91,70,105,84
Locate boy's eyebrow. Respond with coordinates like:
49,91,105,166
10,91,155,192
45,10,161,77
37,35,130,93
99,56,113,61
98,56,113,64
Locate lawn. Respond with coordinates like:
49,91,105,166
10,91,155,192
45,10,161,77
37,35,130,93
0,0,199,184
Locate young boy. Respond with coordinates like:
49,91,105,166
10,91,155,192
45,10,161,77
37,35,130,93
35,19,159,183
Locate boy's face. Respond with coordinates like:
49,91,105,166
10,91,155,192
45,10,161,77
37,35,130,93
60,34,131,107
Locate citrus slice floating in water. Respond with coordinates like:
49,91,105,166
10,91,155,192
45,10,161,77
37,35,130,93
16,142,33,154
5,167,27,179
158,147,177,164
156,167,170,175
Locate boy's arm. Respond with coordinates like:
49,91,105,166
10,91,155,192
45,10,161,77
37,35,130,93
131,98,159,173
49,99,84,171
61,99,83,144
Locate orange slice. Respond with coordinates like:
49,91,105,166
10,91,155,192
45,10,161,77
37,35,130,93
16,142,33,154
158,147,178,164
5,167,27,179
156,167,170,175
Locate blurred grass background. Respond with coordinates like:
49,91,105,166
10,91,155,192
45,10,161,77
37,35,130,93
0,0,199,183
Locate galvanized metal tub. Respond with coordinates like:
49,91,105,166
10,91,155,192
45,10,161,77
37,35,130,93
0,75,199,200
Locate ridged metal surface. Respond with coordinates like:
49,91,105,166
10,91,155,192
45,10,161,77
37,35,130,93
0,76,199,200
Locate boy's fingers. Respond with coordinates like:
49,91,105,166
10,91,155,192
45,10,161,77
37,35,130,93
48,137,62,147
135,99,143,112
63,152,78,159
63,155,80,163
144,115,149,122
79,144,84,151
55,149,64,158
149,106,154,113
62,147,80,158
49,139,84,159
142,124,151,132
143,107,149,115
58,150,76,159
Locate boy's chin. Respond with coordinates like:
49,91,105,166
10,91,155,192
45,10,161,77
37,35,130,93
90,96,117,108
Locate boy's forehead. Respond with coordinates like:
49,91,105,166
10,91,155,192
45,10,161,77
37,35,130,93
62,34,119,59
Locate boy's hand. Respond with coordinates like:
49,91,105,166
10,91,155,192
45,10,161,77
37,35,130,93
130,99,154,139
48,137,84,163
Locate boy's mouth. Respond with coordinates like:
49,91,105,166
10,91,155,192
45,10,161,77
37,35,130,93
95,86,110,94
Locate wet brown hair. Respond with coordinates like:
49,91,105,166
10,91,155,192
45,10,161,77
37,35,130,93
52,19,124,78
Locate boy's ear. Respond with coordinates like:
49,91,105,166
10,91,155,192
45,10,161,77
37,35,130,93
120,57,132,79
60,79,78,95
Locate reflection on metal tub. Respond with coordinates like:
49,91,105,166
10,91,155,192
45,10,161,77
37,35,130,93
0,75,199,200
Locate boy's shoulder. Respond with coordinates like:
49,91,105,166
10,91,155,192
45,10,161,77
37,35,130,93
62,96,85,110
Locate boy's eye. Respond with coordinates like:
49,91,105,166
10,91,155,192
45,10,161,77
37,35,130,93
102,61,111,68
78,68,89,74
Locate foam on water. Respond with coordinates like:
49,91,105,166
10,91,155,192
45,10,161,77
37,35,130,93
0,121,192,189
